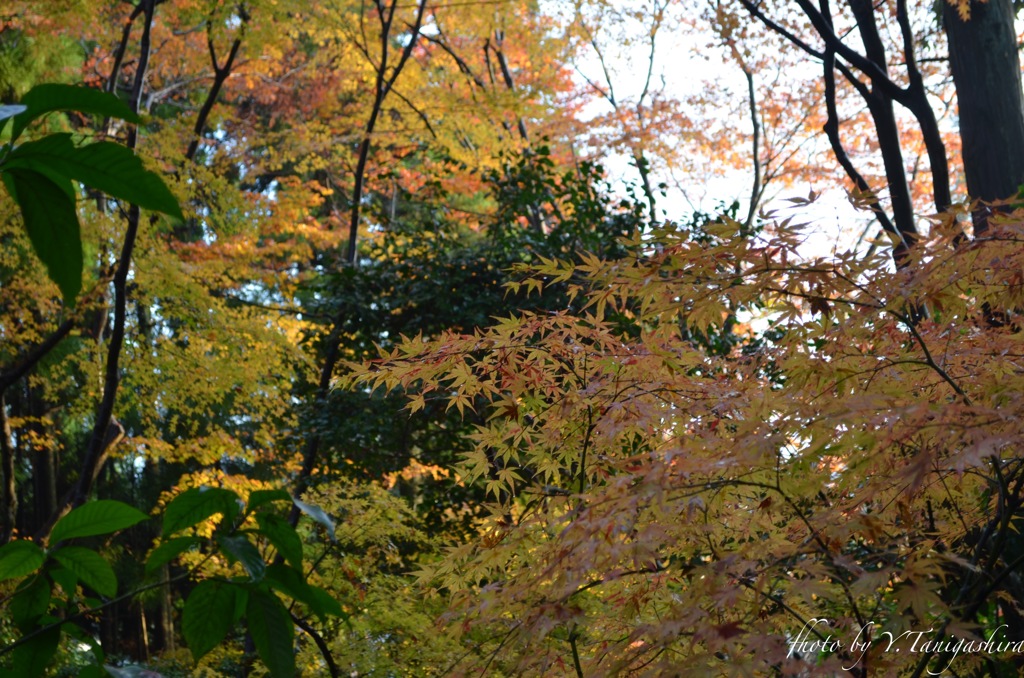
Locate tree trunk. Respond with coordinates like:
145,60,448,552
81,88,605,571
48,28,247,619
0,396,15,544
155,566,176,654
944,0,1024,231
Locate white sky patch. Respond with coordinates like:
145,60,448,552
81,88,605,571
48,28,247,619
546,0,872,258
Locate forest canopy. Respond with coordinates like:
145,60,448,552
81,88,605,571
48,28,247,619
2,1,1024,676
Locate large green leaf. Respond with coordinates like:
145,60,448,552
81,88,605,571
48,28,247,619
47,566,77,596
2,168,81,304
182,580,242,662
256,513,303,571
246,489,292,513
9,576,51,628
217,534,266,582
8,625,60,678
6,134,183,219
1,137,75,199
145,536,202,573
264,563,343,621
50,500,149,544
0,540,46,581
246,588,296,678
162,487,241,537
264,563,315,610
49,546,117,598
10,84,139,141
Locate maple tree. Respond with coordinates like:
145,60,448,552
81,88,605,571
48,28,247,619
2,0,1024,676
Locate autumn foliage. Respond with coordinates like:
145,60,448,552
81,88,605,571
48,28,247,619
3,0,1024,676
353,204,1024,675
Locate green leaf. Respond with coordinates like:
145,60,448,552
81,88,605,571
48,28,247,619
0,540,46,581
292,498,336,542
47,565,77,596
9,575,51,627
49,546,117,598
256,513,304,572
9,624,60,678
76,666,106,678
2,138,75,199
6,134,183,219
183,580,241,662
246,588,295,678
2,168,81,304
264,564,343,621
50,500,148,544
264,563,317,611
145,536,202,573
217,534,265,581
11,84,139,141
308,584,346,620
162,487,240,537
247,489,292,513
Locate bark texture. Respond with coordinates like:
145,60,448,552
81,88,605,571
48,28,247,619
945,0,1024,218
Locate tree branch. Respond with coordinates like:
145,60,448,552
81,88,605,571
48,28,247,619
185,6,248,162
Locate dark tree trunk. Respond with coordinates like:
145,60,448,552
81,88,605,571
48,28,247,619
154,565,176,654
29,388,56,532
0,396,14,545
848,0,918,256
944,0,1024,231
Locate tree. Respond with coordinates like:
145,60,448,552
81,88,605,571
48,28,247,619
734,0,1024,246
0,0,593,673
943,0,1024,228
6,0,1024,675
356,200,1024,676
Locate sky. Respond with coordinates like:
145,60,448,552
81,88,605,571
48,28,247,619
551,0,870,257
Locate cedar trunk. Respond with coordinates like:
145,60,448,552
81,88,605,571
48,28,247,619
944,0,1024,223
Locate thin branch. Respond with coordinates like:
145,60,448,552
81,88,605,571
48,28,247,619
389,87,438,139
185,7,248,162
894,0,950,212
569,626,585,678
742,68,761,230
292,614,341,678
491,36,529,141
0,319,75,396
821,45,900,245
888,308,970,405
105,2,145,95
637,0,664,106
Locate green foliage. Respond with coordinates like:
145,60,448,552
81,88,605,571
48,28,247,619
149,486,345,674
298,149,647,546
161,487,240,538
181,580,243,661
0,541,45,581
0,30,84,102
245,588,296,677
49,547,117,598
0,490,344,677
49,500,148,544
5,84,138,142
0,83,182,304
0,500,143,676
0,167,80,303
